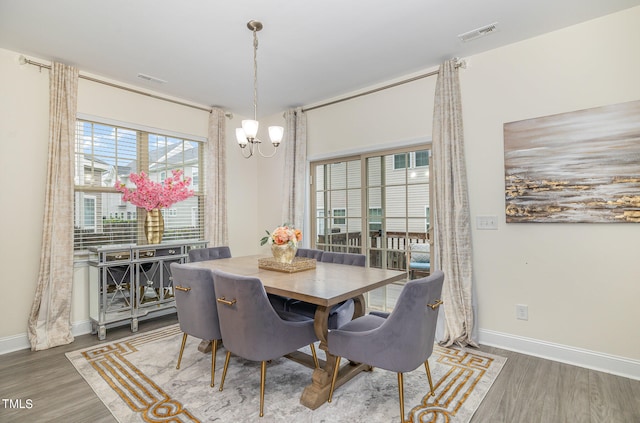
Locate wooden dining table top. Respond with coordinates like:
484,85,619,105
184,254,406,308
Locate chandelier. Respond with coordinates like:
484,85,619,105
235,20,284,158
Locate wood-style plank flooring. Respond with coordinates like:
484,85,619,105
1,314,639,423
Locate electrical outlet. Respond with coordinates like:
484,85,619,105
516,304,528,320
476,215,498,230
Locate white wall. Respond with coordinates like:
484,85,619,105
259,7,640,375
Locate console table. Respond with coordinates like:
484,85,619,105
88,240,207,340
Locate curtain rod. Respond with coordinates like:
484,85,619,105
303,58,466,113
19,55,213,113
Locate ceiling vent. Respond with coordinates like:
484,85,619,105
137,73,167,84
458,22,499,42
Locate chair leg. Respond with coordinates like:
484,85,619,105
309,343,319,368
424,360,435,396
397,372,405,423
219,351,232,392
260,361,267,417
328,356,341,403
210,339,218,388
176,333,188,369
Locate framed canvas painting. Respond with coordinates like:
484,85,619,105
504,100,640,223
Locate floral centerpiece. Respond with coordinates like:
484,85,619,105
115,169,193,211
115,169,193,243
260,224,302,264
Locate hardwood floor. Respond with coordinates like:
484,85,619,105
1,314,639,423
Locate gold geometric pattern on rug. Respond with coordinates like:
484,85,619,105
408,345,495,423
69,325,504,422
81,326,199,423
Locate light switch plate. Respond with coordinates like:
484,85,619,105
476,215,498,230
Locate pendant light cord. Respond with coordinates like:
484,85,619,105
252,28,259,122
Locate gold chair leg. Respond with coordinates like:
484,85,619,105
210,339,218,387
424,360,435,396
397,372,405,423
310,343,319,368
260,361,267,417
328,356,341,403
219,351,231,392
176,333,188,369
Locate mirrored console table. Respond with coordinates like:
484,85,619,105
88,240,208,340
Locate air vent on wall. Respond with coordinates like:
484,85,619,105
458,22,499,42
137,73,167,84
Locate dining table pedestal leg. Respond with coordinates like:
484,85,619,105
300,295,370,410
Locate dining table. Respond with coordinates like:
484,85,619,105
184,254,406,410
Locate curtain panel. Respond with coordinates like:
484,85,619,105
281,108,307,230
28,62,79,351
432,59,477,348
205,108,228,246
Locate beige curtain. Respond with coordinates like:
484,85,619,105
432,59,477,348
281,108,307,230
28,62,79,351
204,108,228,246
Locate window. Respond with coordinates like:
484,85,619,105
74,119,205,252
82,195,96,230
332,208,346,225
425,206,431,232
394,151,429,169
393,153,408,170
369,208,383,232
415,150,429,167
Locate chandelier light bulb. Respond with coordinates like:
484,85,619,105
236,128,248,146
268,126,284,145
241,120,259,139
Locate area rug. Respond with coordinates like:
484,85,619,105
66,325,505,422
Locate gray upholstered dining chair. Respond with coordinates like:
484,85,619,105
327,270,445,423
212,269,320,417
295,248,325,260
170,263,222,388
188,246,232,262
321,251,366,266
287,251,365,329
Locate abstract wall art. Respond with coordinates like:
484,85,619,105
504,100,640,223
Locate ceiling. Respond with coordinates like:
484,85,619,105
1,0,639,117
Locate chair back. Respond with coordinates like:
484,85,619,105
295,248,324,260
170,263,221,341
379,270,444,372
188,246,231,263
212,270,316,362
321,251,366,267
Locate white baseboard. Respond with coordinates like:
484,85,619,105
0,333,31,355
0,310,176,355
478,329,640,381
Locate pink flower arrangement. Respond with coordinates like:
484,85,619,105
115,169,194,211
260,224,302,246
